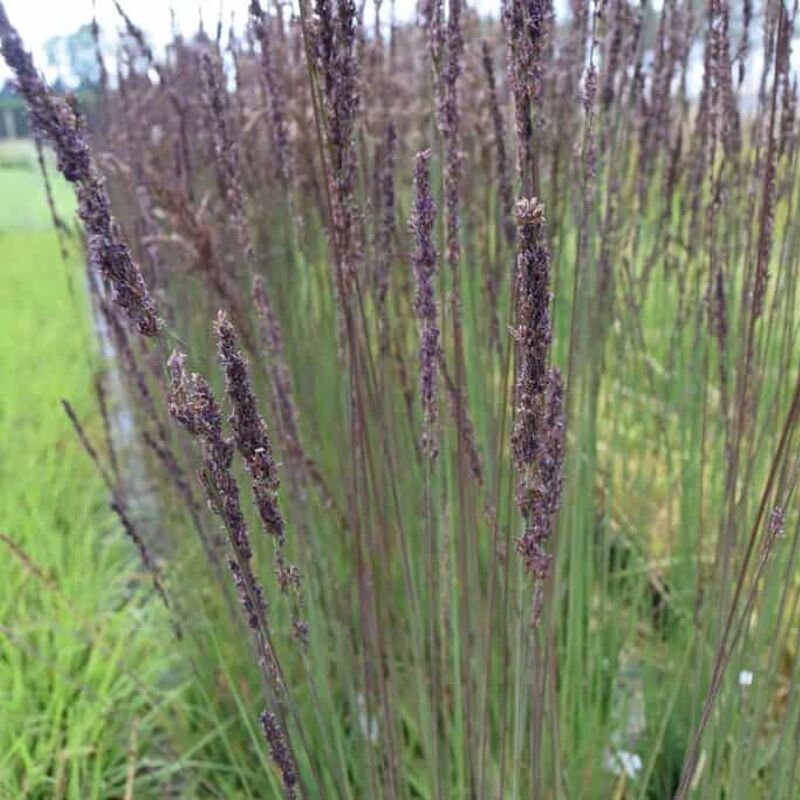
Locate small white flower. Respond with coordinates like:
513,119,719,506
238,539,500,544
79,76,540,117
356,692,379,744
618,750,643,778
739,670,754,687
605,749,643,779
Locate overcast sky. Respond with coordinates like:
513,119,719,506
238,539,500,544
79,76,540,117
3,0,787,105
0,0,502,84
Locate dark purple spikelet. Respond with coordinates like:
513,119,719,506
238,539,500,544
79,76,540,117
511,199,564,625
441,0,464,275
167,355,234,528
260,710,299,799
753,167,776,320
250,0,294,186
646,0,675,162
505,0,553,190
505,0,531,186
758,505,786,566
168,353,226,442
411,150,439,323
314,0,360,291
215,311,286,545
419,327,441,460
513,367,565,625
226,556,263,630
200,51,254,266
599,0,625,109
511,197,552,468
481,40,514,245
421,0,445,88
0,5,161,337
708,259,728,347
582,57,598,204
167,351,267,630
375,121,397,310
440,354,484,486
537,369,565,519
253,277,301,450
214,312,303,623
709,0,740,157
779,74,797,158
769,505,786,539
752,3,789,319
410,149,441,460
438,1,485,491
737,0,753,85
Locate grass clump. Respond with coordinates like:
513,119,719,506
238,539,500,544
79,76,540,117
3,0,800,797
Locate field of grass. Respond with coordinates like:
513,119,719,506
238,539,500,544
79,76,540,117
0,141,176,799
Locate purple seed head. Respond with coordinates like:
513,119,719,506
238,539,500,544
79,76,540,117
510,198,564,625
259,710,299,799
250,0,294,185
167,350,267,627
514,368,565,626
215,311,286,544
375,121,397,308
410,149,441,460
511,197,553,470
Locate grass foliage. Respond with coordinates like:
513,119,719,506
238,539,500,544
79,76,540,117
2,0,800,797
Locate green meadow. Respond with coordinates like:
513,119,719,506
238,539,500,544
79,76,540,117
0,140,172,798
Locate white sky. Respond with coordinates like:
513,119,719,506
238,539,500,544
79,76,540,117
1,0,502,83
3,0,787,105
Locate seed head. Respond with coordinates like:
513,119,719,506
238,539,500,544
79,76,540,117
410,149,441,460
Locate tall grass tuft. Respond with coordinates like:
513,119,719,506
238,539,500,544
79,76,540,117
5,0,800,796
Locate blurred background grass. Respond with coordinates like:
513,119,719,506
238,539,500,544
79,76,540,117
0,139,177,799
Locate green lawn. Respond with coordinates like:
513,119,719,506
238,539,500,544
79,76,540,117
0,140,174,799
0,139,74,230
